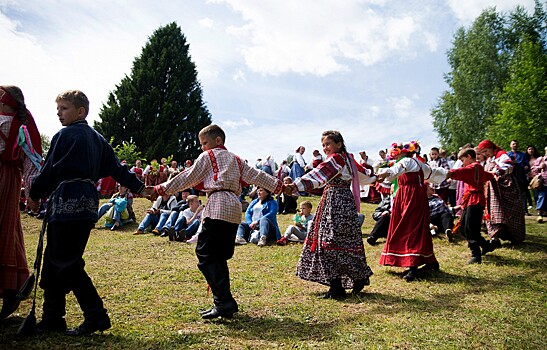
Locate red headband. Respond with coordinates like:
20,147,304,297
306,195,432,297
0,87,19,109
477,140,495,150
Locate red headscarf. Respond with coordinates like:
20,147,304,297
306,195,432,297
0,87,43,163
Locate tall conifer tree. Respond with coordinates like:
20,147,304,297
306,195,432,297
95,22,211,161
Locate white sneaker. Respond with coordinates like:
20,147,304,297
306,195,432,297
235,236,248,245
186,234,199,244
257,236,268,247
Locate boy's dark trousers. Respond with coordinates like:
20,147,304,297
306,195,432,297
430,211,454,233
460,205,488,258
369,214,390,240
195,218,239,315
40,221,107,323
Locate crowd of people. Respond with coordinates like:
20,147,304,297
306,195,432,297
1,85,545,337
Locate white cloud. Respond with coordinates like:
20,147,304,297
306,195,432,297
199,17,215,28
215,0,438,76
446,0,537,24
221,117,253,129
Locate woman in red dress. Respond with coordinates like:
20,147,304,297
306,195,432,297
0,86,42,320
376,142,447,281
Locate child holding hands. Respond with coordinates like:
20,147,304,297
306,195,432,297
150,124,284,319
29,90,148,336
447,148,494,264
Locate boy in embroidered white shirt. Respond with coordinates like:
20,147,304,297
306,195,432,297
150,124,284,319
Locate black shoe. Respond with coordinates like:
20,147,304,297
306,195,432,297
160,229,169,238
175,230,187,242
366,236,377,246
0,294,20,321
403,268,417,282
490,239,502,249
419,261,440,272
319,289,347,299
466,256,482,264
198,307,214,315
352,278,370,295
201,306,237,319
110,223,119,231
66,314,111,336
168,227,175,241
36,318,67,333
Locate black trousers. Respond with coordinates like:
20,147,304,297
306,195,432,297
430,212,454,232
460,205,489,256
369,215,390,239
195,218,239,308
277,195,297,214
40,221,105,320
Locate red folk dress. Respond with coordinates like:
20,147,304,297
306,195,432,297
379,158,438,268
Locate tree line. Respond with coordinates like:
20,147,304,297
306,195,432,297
432,1,546,151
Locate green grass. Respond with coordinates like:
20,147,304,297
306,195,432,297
2,196,546,349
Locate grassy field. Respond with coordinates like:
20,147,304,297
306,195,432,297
1,196,546,349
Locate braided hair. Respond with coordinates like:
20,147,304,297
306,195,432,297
0,85,28,124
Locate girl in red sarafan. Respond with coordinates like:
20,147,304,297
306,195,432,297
0,85,42,320
376,141,447,282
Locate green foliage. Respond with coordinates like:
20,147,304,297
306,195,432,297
489,38,547,148
39,133,50,156
433,2,547,150
95,22,212,162
111,137,145,165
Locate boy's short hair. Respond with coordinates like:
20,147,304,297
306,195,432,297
430,147,439,153
55,90,89,116
199,124,225,143
458,148,476,159
186,195,199,203
300,200,312,209
283,176,293,183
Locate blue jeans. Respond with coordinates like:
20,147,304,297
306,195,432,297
236,217,277,243
154,211,172,231
98,203,123,226
138,213,159,231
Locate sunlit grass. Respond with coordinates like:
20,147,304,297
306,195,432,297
3,196,546,349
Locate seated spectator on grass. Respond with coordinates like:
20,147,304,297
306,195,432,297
167,160,180,180
277,177,299,214
260,155,276,175
97,185,135,231
277,200,314,245
167,195,204,242
426,181,454,242
235,187,280,247
162,189,191,235
133,193,177,235
276,160,290,180
366,195,391,245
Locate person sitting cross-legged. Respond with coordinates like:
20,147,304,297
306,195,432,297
235,187,280,247
277,200,314,245
366,194,391,246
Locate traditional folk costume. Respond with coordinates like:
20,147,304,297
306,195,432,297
30,119,144,333
293,153,373,290
0,89,42,317
378,156,447,269
481,146,526,244
428,156,451,203
290,152,306,181
449,162,493,263
155,146,282,318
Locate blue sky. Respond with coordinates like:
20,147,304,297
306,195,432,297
0,0,536,164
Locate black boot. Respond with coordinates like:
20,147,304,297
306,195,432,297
482,238,501,255
403,267,418,282
0,289,20,321
352,278,370,295
320,278,346,299
198,261,238,319
37,289,67,333
366,236,377,246
467,241,482,264
67,273,111,335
